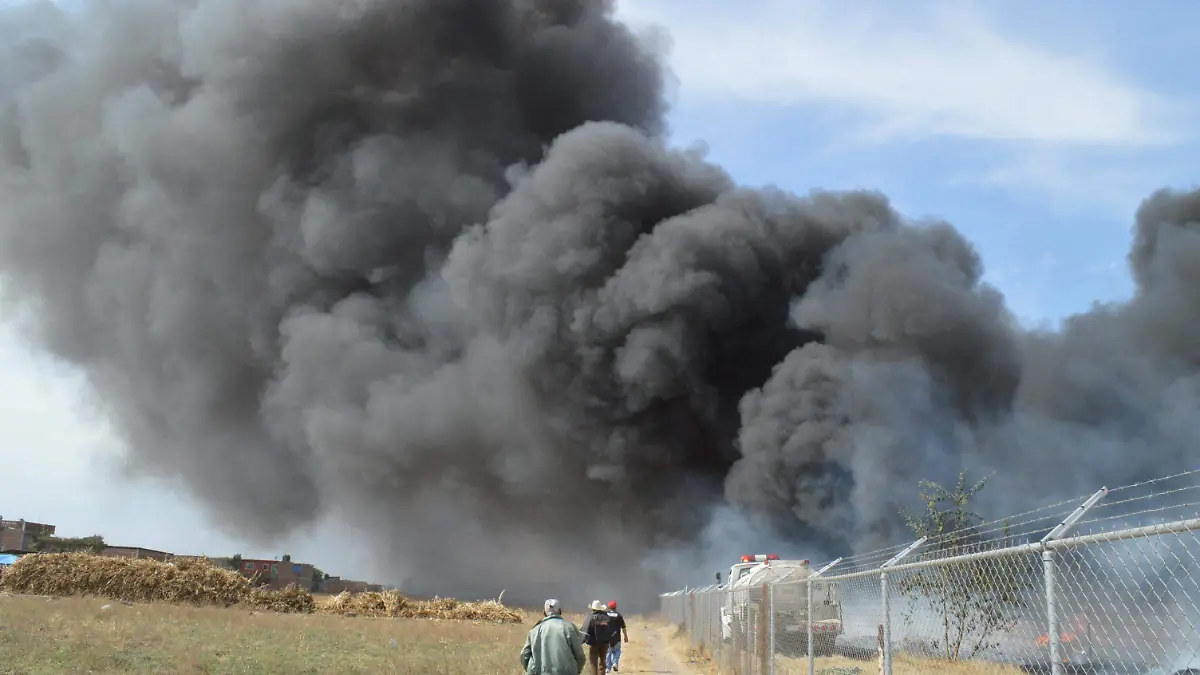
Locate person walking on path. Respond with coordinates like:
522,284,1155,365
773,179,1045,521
581,599,617,675
604,601,629,672
521,599,586,675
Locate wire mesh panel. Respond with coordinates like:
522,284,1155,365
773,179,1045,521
719,586,741,674
821,569,887,673
660,590,681,625
656,583,722,665
691,588,708,656
768,577,839,673
690,586,722,663
1050,528,1200,673
887,547,1047,671
718,585,765,675
752,556,879,673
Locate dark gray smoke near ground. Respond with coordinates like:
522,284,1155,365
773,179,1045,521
1,0,1198,610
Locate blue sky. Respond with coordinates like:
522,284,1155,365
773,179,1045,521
1,0,1197,581
623,0,1200,323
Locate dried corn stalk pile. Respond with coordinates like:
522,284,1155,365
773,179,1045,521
1,553,513,621
317,589,524,623
246,583,315,613
0,553,313,613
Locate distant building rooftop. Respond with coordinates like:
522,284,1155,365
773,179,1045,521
0,519,55,534
101,546,174,560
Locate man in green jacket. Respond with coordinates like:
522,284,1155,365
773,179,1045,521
521,599,586,675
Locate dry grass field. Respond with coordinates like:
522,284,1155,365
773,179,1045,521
0,553,536,674
0,593,536,675
803,653,1028,674
0,596,1035,675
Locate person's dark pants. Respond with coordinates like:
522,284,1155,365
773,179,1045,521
587,643,609,675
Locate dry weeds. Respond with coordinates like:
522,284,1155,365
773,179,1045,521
0,593,529,675
317,589,524,622
802,653,1029,674
646,616,1030,675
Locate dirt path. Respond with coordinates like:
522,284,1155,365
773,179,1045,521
619,619,703,675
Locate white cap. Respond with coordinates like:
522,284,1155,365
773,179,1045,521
544,598,562,615
589,599,606,611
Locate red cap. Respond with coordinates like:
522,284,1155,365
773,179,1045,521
608,601,617,610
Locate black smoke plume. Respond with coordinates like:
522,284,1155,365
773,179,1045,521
1,0,1197,610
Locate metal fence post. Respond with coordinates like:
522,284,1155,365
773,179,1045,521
702,589,708,656
880,538,927,675
807,558,843,675
769,584,776,675
758,583,768,675
1043,549,1059,675
715,588,722,668
743,588,750,675
881,570,891,671
806,574,814,675
691,588,700,638
747,587,753,675
722,587,729,669
1040,487,1107,675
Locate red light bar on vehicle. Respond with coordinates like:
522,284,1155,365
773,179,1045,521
739,554,782,563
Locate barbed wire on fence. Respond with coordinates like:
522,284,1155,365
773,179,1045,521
660,466,1200,675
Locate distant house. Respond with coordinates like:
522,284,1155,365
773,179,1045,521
0,518,55,553
101,546,173,561
318,577,381,594
237,558,315,590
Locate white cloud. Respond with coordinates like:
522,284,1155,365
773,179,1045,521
949,147,1178,221
0,322,374,578
0,329,119,486
617,0,1177,147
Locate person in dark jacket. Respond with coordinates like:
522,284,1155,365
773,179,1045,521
580,600,617,675
521,599,586,675
604,601,629,672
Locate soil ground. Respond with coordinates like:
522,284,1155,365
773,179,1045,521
623,618,712,675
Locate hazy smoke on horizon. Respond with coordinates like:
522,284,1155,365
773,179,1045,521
1,0,1198,610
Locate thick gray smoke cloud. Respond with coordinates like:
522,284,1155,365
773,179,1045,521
2,0,1198,610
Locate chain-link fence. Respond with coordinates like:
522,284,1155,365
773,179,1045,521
660,471,1200,675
